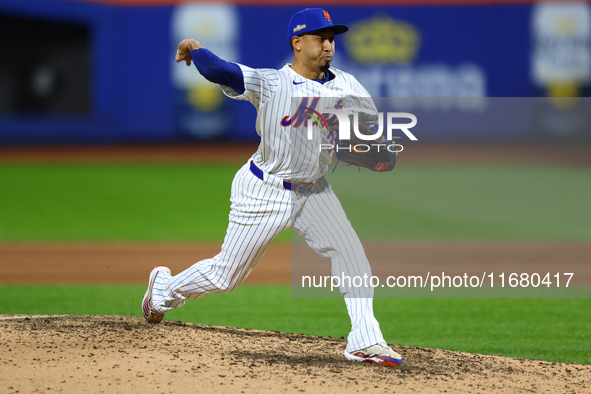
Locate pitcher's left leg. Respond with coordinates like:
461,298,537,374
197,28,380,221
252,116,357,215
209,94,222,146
292,178,385,352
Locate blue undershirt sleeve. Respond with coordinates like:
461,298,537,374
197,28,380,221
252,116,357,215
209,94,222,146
190,48,245,95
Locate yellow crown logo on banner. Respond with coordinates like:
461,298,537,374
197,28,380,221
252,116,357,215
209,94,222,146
345,16,421,64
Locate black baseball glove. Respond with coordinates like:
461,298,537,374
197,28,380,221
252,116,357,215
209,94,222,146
335,123,397,172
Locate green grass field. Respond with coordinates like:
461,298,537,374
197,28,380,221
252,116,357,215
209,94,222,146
330,163,591,241
0,162,589,364
2,284,589,365
1,163,589,241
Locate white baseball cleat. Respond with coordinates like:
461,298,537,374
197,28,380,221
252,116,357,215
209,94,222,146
142,265,171,323
344,342,403,366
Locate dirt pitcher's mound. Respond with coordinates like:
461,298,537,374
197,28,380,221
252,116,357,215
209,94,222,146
0,315,589,393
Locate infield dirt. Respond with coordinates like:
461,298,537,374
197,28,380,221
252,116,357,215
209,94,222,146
1,315,590,394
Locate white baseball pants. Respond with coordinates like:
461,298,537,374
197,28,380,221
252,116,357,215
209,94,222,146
151,162,385,352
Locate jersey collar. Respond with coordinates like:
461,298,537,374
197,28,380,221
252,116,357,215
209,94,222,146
285,64,335,85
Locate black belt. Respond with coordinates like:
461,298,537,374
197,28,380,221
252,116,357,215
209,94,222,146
249,161,314,195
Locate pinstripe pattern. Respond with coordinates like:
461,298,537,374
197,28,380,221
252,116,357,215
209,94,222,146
222,64,378,183
149,63,386,352
292,178,384,351
152,164,292,310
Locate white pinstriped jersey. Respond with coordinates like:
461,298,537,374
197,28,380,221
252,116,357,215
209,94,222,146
152,60,388,354
223,64,378,183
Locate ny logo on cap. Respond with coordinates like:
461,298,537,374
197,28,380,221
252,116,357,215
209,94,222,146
323,11,330,22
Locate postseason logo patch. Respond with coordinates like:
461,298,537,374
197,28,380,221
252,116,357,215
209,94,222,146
293,24,307,33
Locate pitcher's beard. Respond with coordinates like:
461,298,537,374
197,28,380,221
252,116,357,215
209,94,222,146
319,61,331,73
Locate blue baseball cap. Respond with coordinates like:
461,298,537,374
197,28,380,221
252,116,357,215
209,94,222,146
287,8,349,43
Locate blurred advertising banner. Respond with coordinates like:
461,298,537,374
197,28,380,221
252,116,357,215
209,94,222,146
531,2,591,140
171,3,239,139
334,15,486,100
0,1,590,144
229,5,529,141
532,2,591,93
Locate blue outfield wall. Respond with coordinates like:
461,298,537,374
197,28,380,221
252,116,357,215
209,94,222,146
0,1,588,143
0,0,175,144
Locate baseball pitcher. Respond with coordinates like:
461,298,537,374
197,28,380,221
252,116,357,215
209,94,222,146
143,8,403,366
